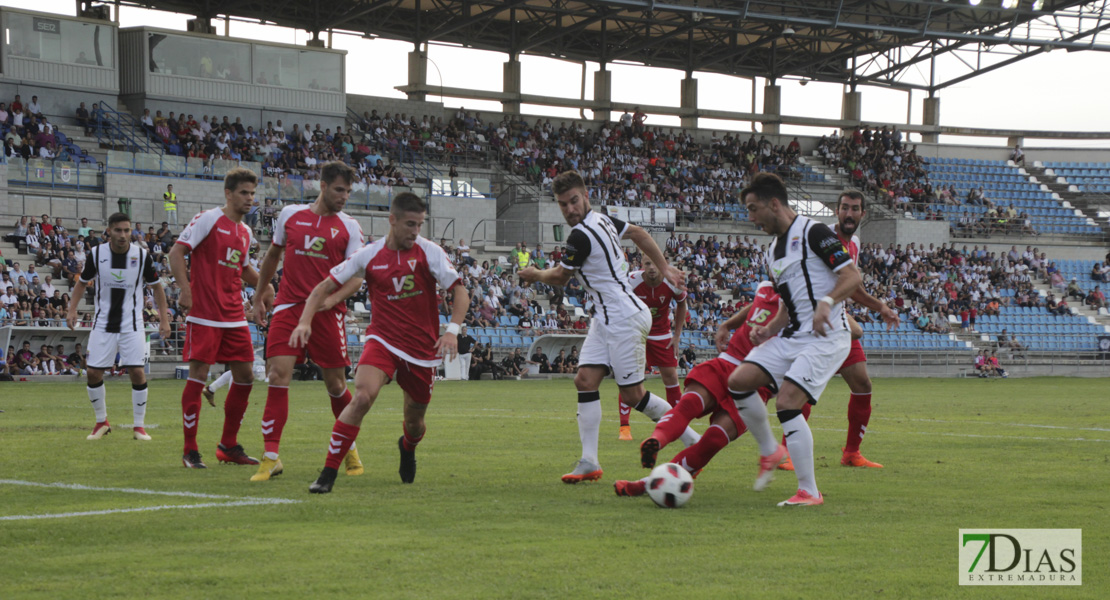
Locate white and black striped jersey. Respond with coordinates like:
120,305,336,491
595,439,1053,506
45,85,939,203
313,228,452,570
764,215,853,337
560,209,647,325
80,242,159,333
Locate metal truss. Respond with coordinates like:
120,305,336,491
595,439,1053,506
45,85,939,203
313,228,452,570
113,0,1110,92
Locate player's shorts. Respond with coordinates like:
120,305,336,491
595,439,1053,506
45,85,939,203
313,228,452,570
838,338,867,372
267,304,349,369
183,322,255,365
87,329,148,370
743,329,851,405
685,355,774,430
357,339,435,405
578,309,651,386
646,335,679,369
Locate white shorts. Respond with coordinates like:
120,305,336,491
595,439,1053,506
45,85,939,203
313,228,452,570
88,329,149,370
743,330,851,404
578,309,651,386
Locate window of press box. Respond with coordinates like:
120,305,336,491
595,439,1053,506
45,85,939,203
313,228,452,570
5,13,114,68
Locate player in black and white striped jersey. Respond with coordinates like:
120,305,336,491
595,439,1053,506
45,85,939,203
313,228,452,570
520,171,699,484
67,213,170,441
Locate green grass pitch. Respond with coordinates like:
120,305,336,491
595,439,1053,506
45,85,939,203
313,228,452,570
1,377,1106,599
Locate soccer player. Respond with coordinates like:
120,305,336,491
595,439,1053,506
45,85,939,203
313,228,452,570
615,281,779,497
169,167,273,469
519,170,698,484
617,255,687,440
67,213,170,441
297,192,468,494
249,161,366,482
727,173,862,507
824,190,900,469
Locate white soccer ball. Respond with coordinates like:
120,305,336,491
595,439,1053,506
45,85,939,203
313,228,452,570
646,462,694,508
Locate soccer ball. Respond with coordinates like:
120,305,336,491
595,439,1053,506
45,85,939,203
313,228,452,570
646,463,694,508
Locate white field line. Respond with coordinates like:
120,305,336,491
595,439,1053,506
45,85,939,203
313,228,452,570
0,479,300,521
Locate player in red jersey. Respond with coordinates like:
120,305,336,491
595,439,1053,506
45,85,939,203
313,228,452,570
169,167,272,469
297,192,469,494
617,255,687,440
613,282,779,497
820,190,900,470
248,162,366,482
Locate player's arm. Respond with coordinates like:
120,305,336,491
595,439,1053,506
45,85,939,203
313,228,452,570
850,285,900,331
435,282,470,362
670,297,687,357
623,223,685,291
290,276,339,348
251,242,283,325
518,263,573,288
168,243,192,311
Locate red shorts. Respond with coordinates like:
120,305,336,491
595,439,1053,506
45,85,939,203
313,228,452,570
357,340,435,405
685,356,774,431
267,304,349,369
838,338,867,372
646,336,679,369
183,322,254,365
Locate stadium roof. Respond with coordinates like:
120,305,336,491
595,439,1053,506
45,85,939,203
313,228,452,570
118,0,1110,92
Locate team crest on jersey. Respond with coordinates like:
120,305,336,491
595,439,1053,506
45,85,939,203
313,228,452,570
407,259,418,271
790,236,800,252
331,227,340,238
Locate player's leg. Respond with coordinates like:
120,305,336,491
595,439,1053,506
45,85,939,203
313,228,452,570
84,331,115,439
727,359,784,491
251,354,295,481
321,366,362,476
310,364,389,493
215,359,258,465
839,360,883,468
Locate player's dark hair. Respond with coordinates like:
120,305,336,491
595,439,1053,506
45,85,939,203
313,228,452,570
740,172,788,208
223,166,258,191
391,192,426,215
321,161,356,186
552,170,587,197
107,213,130,228
839,189,866,212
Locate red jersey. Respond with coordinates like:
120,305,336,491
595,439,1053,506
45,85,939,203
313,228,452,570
328,236,461,367
271,204,363,310
176,207,253,327
724,282,780,362
628,270,687,340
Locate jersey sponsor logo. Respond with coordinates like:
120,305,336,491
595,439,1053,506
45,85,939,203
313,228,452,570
295,235,329,259
218,248,242,269
388,274,422,301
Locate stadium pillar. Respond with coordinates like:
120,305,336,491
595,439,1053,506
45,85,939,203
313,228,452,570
593,69,612,120
842,90,862,126
680,76,698,129
763,84,781,135
922,97,941,143
503,58,522,115
407,50,429,102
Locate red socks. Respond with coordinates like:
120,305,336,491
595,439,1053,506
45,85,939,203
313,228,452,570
618,396,631,427
845,392,872,453
324,421,360,470
664,384,681,407
671,424,730,473
330,389,352,418
401,425,425,452
261,386,289,455
651,392,705,448
181,378,205,453
220,381,252,449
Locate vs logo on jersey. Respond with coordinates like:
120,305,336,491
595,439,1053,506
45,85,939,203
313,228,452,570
304,236,326,252
392,275,415,293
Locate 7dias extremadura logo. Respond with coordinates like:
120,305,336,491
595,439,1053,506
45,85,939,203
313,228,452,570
959,529,1081,586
